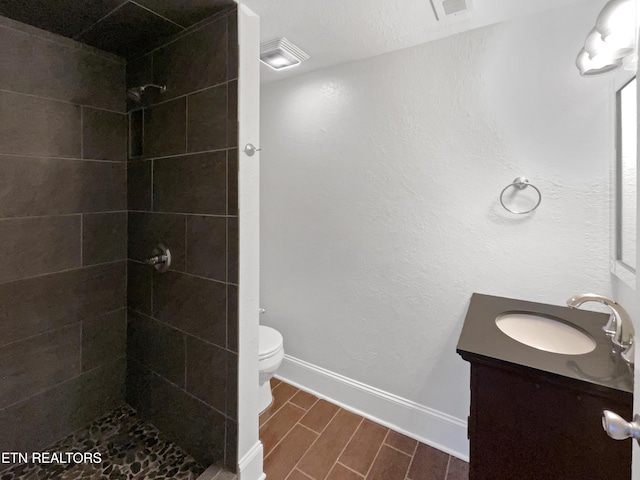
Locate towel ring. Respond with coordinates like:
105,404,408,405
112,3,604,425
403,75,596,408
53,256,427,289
500,177,542,214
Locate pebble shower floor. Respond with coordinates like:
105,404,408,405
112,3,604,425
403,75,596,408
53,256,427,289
1,405,208,480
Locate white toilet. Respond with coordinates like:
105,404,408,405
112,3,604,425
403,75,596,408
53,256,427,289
258,325,285,413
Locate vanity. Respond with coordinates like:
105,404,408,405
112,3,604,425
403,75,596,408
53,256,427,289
457,293,633,480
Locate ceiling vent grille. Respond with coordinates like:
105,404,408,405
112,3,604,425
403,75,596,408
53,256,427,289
260,38,310,71
442,0,468,16
430,0,473,20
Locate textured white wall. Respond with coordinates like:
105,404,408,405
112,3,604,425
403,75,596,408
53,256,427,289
260,1,617,423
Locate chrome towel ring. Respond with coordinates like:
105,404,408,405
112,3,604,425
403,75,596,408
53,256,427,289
500,177,542,214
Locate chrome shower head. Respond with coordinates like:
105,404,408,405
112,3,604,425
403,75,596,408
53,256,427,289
127,84,167,102
127,87,144,102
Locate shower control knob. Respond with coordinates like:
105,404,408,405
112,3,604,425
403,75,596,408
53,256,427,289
146,244,171,273
602,410,640,443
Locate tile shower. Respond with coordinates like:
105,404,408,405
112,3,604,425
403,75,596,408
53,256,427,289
0,2,238,478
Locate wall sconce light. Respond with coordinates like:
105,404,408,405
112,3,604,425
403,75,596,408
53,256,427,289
260,38,310,71
576,0,638,76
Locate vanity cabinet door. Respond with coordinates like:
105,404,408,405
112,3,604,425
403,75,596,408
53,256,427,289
468,362,632,480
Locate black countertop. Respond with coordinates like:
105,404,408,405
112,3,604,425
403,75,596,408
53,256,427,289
457,293,633,395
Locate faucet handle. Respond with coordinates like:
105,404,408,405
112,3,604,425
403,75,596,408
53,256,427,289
621,339,635,365
603,315,616,337
602,410,640,442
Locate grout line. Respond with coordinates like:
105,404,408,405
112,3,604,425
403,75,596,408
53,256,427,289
185,94,189,152
128,111,133,159
262,405,306,458
225,85,229,176
130,0,186,29
289,433,319,479
80,106,84,159
128,210,233,218
224,117,229,215
0,258,125,287
0,152,126,164
326,417,364,478
261,393,305,429
0,88,126,114
305,404,341,436
127,260,230,286
132,145,237,162
224,282,229,350
364,430,390,479
289,469,313,480
0,210,127,222
142,106,146,158
129,9,234,62
0,320,81,351
290,395,319,412
404,440,420,480
225,284,229,349
128,358,235,421
336,461,366,478
131,309,231,353
259,383,290,424
225,216,229,284
79,318,84,372
183,5,236,36
79,213,84,266
0,211,127,222
74,0,129,39
297,423,318,435
289,407,342,477
0,20,124,64
184,214,189,271
383,443,413,458
444,455,452,480
0,355,124,412
184,335,188,390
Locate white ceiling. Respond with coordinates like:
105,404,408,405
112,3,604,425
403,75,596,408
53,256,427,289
242,0,592,83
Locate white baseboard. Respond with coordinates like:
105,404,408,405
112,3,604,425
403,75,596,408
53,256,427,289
237,441,266,480
276,354,469,461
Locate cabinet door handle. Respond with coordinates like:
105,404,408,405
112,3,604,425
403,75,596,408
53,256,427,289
602,410,640,443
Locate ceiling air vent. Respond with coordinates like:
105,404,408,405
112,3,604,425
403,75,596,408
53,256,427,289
260,38,310,71
443,0,468,15
430,0,473,20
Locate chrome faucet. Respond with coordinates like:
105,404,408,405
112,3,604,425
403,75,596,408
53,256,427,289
566,293,635,365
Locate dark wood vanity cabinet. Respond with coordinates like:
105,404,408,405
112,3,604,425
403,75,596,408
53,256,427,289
463,356,633,480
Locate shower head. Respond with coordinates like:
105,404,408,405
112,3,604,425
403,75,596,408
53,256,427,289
127,84,167,102
127,87,143,102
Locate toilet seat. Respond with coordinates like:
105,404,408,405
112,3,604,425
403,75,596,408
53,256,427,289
259,326,283,361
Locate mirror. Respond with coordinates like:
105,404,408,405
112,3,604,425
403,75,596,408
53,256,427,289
616,76,637,275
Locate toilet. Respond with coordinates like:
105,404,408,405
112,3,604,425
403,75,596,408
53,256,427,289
258,325,285,413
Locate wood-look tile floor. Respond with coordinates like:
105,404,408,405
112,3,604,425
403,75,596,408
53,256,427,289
260,379,469,480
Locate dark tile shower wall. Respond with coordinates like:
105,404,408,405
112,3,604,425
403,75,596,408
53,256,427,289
125,9,238,471
0,15,127,470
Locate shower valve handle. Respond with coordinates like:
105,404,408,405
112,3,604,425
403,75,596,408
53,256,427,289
146,255,167,266
146,244,171,273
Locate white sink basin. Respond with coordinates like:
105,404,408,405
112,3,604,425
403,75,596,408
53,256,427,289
495,312,596,355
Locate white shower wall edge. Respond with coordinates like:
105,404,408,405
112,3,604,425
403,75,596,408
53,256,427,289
276,354,469,461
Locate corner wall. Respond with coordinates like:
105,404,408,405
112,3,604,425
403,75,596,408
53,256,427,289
260,2,616,457
125,9,239,470
0,16,128,468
